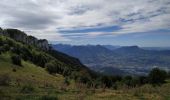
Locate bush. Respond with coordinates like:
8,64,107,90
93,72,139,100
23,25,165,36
11,54,22,66
64,77,70,86
0,48,2,55
168,71,170,78
138,76,148,85
122,76,133,87
100,76,113,88
3,44,10,51
0,74,11,86
45,60,66,75
20,84,35,93
32,52,48,67
45,61,57,74
12,68,17,72
40,95,58,100
148,68,167,85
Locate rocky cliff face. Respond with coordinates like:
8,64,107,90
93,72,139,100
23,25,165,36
38,39,49,50
0,28,49,51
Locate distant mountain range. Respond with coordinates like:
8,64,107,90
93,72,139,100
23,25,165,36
52,44,170,75
103,45,170,51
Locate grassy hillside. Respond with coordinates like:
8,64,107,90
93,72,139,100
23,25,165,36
1,50,170,100
0,53,64,87
0,32,94,84
0,53,64,99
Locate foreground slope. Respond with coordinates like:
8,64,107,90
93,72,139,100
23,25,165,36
0,53,64,87
0,53,65,99
1,53,170,100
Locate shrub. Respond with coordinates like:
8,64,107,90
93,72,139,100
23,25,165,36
12,68,17,72
168,71,170,78
138,76,148,85
11,54,22,66
0,74,11,86
0,48,2,55
45,60,66,75
148,68,167,85
0,37,3,46
20,84,35,93
122,76,132,86
64,77,70,86
45,61,57,74
100,76,113,88
40,95,58,100
3,44,10,51
33,53,48,67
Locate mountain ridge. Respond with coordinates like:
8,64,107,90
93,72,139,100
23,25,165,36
0,27,97,83
0,28,49,50
53,44,170,75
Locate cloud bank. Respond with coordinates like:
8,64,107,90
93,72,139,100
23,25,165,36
0,0,170,42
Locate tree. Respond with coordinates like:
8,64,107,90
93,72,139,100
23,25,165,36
101,76,113,88
138,76,148,85
122,76,133,87
168,71,170,78
77,75,91,84
11,54,22,66
45,61,57,74
3,44,10,51
64,77,70,86
0,47,2,55
148,68,167,85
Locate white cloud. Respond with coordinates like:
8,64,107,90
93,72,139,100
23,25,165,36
26,30,71,41
0,0,170,41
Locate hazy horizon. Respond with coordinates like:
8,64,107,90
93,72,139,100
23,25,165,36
52,43,170,48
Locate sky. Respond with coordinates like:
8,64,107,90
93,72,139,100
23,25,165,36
0,0,170,47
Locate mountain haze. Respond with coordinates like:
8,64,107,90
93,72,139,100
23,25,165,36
53,44,170,75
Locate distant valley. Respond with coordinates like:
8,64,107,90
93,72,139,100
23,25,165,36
53,44,170,75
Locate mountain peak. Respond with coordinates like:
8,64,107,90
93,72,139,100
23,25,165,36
114,45,146,55
123,46,139,49
117,46,141,50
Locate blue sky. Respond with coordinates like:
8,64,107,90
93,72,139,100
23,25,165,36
0,0,170,47
54,29,170,47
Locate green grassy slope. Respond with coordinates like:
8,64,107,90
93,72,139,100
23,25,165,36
1,53,170,100
0,30,94,83
0,53,65,99
0,53,64,87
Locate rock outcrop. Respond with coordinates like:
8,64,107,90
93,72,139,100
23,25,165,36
0,28,49,51
37,39,49,51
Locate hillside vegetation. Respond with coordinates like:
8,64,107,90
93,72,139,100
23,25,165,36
1,53,170,100
0,28,170,100
0,29,94,82
0,56,170,100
